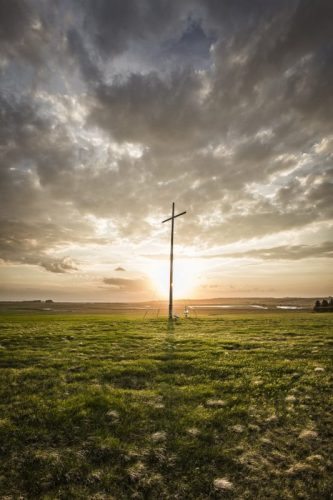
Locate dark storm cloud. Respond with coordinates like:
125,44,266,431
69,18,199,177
0,95,78,219
90,70,205,150
275,169,333,219
0,0,332,276
0,219,79,272
85,0,333,183
0,96,47,146
0,0,53,63
271,0,333,58
67,28,102,86
0,0,30,44
85,0,193,57
164,18,215,68
0,91,105,271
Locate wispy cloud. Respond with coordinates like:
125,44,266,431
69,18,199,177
143,241,333,262
222,242,333,260
103,277,149,292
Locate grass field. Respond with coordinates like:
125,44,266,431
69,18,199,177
0,313,332,499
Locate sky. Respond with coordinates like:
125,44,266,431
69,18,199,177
0,0,332,302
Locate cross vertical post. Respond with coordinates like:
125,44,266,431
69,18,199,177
162,202,187,320
169,202,175,320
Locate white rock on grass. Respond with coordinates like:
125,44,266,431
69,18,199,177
314,367,325,372
231,424,244,433
299,429,318,440
260,437,272,445
285,395,296,402
265,414,278,423
187,427,200,436
106,410,119,419
206,399,226,407
286,462,312,475
127,461,146,480
153,403,165,409
151,431,167,442
248,424,260,431
213,478,233,491
306,454,324,463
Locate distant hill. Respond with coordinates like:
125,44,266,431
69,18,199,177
0,297,317,314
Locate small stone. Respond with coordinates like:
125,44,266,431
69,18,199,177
206,399,226,407
153,403,165,409
187,427,200,436
231,424,244,433
265,414,278,423
261,437,272,445
299,429,318,440
286,462,312,475
214,478,233,491
306,454,324,463
106,410,119,419
151,431,167,442
128,461,146,480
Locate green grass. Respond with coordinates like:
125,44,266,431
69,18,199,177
0,313,332,499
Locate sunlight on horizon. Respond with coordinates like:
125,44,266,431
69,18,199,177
144,259,206,299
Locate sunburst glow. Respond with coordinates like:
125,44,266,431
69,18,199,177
145,259,205,299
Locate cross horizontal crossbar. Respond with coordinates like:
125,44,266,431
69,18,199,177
161,211,187,223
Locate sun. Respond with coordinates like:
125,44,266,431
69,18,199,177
145,259,204,299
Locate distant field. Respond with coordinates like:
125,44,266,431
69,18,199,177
0,313,332,499
0,297,317,316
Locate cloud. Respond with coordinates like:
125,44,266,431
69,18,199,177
0,228,79,273
0,0,30,43
115,266,126,272
163,18,215,69
66,28,102,86
0,218,91,273
0,0,332,294
0,0,54,64
223,241,333,261
143,241,333,262
89,69,206,151
103,277,149,292
85,0,192,58
39,256,78,273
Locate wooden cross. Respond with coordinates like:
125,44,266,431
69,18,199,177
162,202,187,320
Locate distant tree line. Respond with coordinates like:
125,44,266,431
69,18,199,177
313,297,333,312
